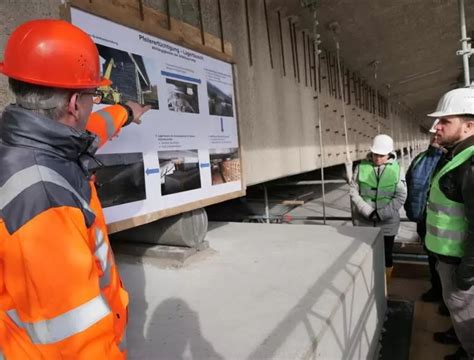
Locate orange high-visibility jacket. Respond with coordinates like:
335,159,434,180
0,105,129,359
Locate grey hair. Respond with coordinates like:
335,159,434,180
8,78,73,120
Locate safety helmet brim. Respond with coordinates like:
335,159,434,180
1,61,112,89
369,147,391,156
427,110,451,118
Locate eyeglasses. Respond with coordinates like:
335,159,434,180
79,89,103,104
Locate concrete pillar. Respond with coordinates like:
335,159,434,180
0,0,62,110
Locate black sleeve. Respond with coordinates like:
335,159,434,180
455,157,474,290
120,103,134,127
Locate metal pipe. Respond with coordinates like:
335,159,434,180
273,179,347,186
308,36,313,88
293,23,300,83
217,0,225,53
289,18,297,78
311,8,327,224
244,0,253,66
393,253,428,264
371,61,380,134
303,32,308,86
264,186,270,224
138,0,145,21
197,0,205,45
166,0,171,30
277,10,286,76
263,0,274,69
247,215,415,222
458,0,472,86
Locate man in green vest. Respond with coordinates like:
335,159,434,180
425,87,474,360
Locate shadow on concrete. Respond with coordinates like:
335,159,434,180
114,245,223,359
146,298,224,360
111,247,149,359
247,225,386,359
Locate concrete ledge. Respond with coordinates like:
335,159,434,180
117,222,386,359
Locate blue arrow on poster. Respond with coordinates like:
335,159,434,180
145,168,160,176
220,117,224,132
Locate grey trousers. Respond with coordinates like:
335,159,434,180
437,261,474,357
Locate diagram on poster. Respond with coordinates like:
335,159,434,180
71,8,243,228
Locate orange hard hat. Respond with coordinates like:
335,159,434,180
0,19,111,89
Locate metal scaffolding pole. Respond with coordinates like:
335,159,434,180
301,0,327,224
457,0,473,86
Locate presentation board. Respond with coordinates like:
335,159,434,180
71,8,244,231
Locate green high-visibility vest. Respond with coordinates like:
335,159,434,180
425,146,474,257
358,160,400,209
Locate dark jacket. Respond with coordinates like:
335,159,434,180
405,145,444,222
433,135,474,290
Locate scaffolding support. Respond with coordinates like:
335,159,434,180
457,0,473,87
312,6,327,224
330,22,353,183
264,185,270,224
371,61,381,134
298,1,328,224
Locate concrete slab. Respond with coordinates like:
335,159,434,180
116,222,386,359
114,241,210,266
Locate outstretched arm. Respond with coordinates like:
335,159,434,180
86,102,151,147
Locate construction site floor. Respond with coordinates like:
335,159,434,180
387,270,457,360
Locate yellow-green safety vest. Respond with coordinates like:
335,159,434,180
425,146,474,257
358,160,400,209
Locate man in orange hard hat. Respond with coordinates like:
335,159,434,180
0,19,150,358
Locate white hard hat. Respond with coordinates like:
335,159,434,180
427,87,474,118
429,119,439,133
370,134,394,155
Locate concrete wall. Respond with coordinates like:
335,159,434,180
215,0,427,185
0,0,428,187
0,0,62,107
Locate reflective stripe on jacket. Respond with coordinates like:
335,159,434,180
425,146,474,257
0,105,128,359
86,106,128,147
358,160,400,209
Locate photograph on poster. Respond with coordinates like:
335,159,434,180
207,81,234,117
96,44,159,109
93,153,146,208
209,148,241,185
159,150,202,195
166,78,200,114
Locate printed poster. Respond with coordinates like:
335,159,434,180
71,8,242,225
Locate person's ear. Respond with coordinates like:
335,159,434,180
466,120,474,133
67,93,80,123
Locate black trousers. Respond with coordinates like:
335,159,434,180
384,235,395,268
417,219,442,295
